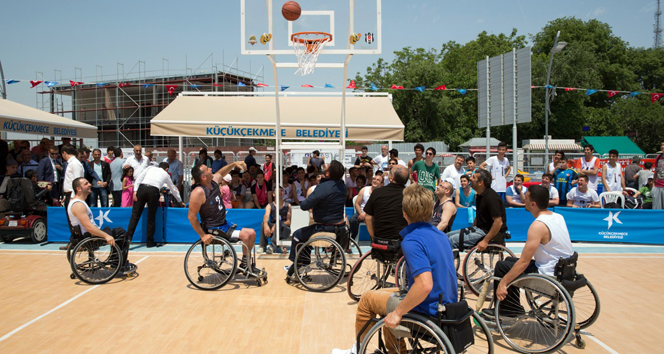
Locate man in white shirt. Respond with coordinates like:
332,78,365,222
126,162,184,248
60,145,85,250
123,145,149,179
480,142,511,201
441,155,466,189
540,173,560,207
602,149,627,195
388,149,408,167
349,174,383,241
566,174,600,208
373,145,389,171
505,174,527,207
548,150,564,175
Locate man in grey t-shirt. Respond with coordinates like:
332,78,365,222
110,148,125,207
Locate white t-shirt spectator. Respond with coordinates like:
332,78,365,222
345,176,357,189
566,187,599,208
547,185,560,201
373,154,389,171
506,185,527,204
124,155,149,179
441,164,465,189
485,156,510,193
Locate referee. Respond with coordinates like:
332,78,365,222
126,162,184,248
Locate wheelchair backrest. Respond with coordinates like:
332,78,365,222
554,251,578,282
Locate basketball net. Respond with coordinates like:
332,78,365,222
291,32,332,76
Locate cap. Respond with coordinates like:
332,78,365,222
249,147,257,152
223,174,232,183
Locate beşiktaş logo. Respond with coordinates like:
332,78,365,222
599,211,627,240
95,209,113,229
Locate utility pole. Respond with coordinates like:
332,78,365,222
655,0,662,49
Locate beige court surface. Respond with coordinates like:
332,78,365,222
0,250,662,354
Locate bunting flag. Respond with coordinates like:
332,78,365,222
457,89,467,95
6,80,20,84
256,83,269,87
30,80,42,88
390,84,404,90
544,85,554,89
607,91,619,98
585,89,598,96
166,85,178,95
118,83,130,88
531,85,535,89
346,80,356,89
301,84,313,88
324,83,334,88
629,92,641,97
69,80,83,86
564,87,576,91
414,86,425,92
237,82,246,87
434,85,446,91
213,83,224,87
190,84,201,88
651,93,663,103
280,85,290,91
45,81,58,87
583,126,590,131
96,83,108,87
370,83,379,91
142,84,155,88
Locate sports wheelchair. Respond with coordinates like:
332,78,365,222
357,296,494,354
68,226,137,284
184,223,268,290
347,237,401,301
286,223,362,292
476,252,600,353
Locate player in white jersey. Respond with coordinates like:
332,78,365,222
566,174,600,208
576,145,601,190
602,149,627,194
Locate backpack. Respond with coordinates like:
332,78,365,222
8,181,27,211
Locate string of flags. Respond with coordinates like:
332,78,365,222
5,79,664,102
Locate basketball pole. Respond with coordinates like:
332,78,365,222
267,54,282,248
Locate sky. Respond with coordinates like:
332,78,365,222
1,0,660,111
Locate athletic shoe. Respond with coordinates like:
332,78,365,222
330,344,357,354
266,245,274,254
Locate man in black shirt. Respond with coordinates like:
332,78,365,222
364,165,409,241
244,147,259,170
447,169,507,251
354,146,373,169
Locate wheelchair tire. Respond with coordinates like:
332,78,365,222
30,219,47,243
463,244,515,297
469,311,495,354
495,274,575,354
573,279,600,329
184,236,237,291
347,250,383,302
70,237,122,284
395,256,407,293
295,236,345,292
345,238,363,275
359,312,455,354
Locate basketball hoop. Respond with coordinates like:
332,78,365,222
291,31,333,76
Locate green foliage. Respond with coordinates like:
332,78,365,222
355,17,664,153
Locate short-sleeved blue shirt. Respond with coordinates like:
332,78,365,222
399,222,458,317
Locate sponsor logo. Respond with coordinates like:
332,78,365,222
603,211,622,230
95,210,113,229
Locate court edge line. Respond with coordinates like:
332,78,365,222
0,255,149,343
581,331,620,354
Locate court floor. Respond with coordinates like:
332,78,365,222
0,242,662,354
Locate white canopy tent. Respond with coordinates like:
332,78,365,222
0,98,97,139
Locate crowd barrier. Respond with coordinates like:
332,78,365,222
46,205,664,245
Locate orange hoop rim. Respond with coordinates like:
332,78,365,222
290,31,333,44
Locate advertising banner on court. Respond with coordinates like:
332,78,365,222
555,207,664,244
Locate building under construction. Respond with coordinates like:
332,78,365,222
39,66,261,149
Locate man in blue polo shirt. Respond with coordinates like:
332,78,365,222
331,183,457,354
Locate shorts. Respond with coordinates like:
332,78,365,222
208,222,241,242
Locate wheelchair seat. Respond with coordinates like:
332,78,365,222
554,251,588,295
457,228,510,253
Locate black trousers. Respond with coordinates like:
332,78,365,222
111,191,122,207
126,185,160,244
494,257,539,313
63,193,72,232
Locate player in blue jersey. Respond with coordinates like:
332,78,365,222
553,156,578,207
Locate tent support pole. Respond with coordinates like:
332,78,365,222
267,54,282,248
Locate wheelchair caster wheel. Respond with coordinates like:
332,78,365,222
256,279,263,287
70,273,76,279
198,276,203,282
575,334,586,349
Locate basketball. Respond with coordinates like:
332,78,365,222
282,1,301,21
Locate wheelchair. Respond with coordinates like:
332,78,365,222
286,223,359,292
68,226,137,284
0,177,48,243
476,252,600,353
347,237,402,301
357,296,494,354
184,224,268,290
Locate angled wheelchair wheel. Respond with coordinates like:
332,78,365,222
495,274,575,354
572,279,600,329
360,313,454,354
70,237,122,284
395,256,408,293
347,250,385,301
468,311,495,354
463,244,515,297
295,236,345,292
184,236,237,290
345,238,363,275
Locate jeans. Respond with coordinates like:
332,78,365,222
126,185,160,244
90,187,108,207
447,226,487,250
111,191,122,207
349,213,362,241
493,257,538,313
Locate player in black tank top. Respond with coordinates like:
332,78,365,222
431,181,458,234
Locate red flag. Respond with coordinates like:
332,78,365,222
256,83,269,87
651,93,663,103
69,80,83,86
213,83,224,87
30,80,42,88
346,80,356,89
301,84,313,88
564,87,576,91
434,85,446,91
118,83,130,88
166,85,178,95
608,91,618,98
531,85,535,89
390,84,404,90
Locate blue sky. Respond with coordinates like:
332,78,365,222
2,0,659,110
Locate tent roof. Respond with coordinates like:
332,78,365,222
580,136,645,156
150,96,404,141
459,137,502,147
0,98,97,139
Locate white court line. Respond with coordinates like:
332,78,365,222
0,255,149,343
581,331,620,354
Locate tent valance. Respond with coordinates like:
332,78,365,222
0,98,97,139
150,96,404,141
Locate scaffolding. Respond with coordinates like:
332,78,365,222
37,55,265,149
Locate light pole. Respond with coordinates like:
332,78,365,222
545,31,567,165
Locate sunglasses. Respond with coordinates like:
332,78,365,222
426,152,434,156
